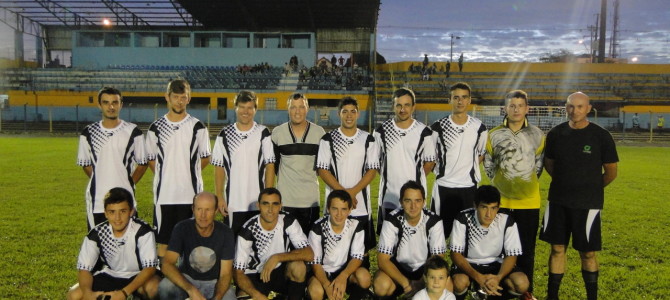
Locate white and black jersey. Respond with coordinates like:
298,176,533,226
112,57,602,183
308,216,366,273
430,115,487,188
211,122,275,215
373,119,436,211
449,208,523,265
378,208,446,272
76,218,159,279
316,128,380,217
234,213,310,274
145,114,211,205
77,121,146,217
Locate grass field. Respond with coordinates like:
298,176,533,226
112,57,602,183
1,136,669,299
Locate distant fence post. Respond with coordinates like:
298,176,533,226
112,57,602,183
649,111,653,142
207,104,211,128
75,104,80,133
621,111,626,140
23,103,28,132
49,106,53,133
0,106,2,132
154,103,158,121
127,103,132,122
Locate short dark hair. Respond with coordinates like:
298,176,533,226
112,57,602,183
424,255,449,276
235,90,258,108
504,90,529,106
450,82,472,95
400,180,425,201
393,87,416,105
97,87,122,105
103,187,134,210
258,187,282,203
338,96,358,111
326,190,353,209
166,79,191,95
475,185,501,206
192,192,218,209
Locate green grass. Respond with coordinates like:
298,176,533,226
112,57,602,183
1,136,668,299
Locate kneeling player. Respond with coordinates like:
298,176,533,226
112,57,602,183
450,185,530,300
307,190,371,300
373,180,447,298
233,188,314,300
412,256,456,300
67,187,159,300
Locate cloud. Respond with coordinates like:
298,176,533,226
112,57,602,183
378,0,670,64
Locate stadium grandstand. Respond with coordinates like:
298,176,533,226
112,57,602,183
1,0,669,141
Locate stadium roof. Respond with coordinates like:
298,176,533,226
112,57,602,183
0,0,380,30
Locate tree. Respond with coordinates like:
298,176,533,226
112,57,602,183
539,49,576,63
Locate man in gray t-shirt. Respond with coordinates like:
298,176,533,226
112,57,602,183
272,92,325,234
159,192,236,300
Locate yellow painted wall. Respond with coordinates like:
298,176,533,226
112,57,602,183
7,90,372,110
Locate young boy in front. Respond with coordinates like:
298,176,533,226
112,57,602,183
412,256,456,300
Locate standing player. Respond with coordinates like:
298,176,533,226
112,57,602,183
211,90,275,234
373,88,436,227
449,185,530,300
234,188,314,300
77,87,148,229
307,190,371,300
484,90,544,295
373,181,446,299
66,188,159,300
540,92,618,300
272,92,326,234
430,82,487,238
316,96,379,251
145,79,211,258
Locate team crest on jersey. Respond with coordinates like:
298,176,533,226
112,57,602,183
583,145,592,154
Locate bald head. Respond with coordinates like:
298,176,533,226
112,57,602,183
566,91,592,127
192,191,218,210
567,92,590,105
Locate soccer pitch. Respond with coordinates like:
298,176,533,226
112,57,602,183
0,136,668,299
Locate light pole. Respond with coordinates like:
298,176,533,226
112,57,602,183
450,34,461,62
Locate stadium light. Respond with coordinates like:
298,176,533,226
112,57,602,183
450,34,461,62
631,56,639,62
102,18,111,26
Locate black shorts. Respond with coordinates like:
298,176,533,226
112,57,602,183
430,185,477,238
539,202,602,252
154,204,192,244
451,261,522,280
387,259,425,297
225,211,259,236
350,215,377,251
247,263,288,296
91,273,136,292
283,206,321,235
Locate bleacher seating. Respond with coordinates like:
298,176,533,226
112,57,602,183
0,65,285,92
372,69,670,126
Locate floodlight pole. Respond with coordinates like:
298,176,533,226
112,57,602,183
450,34,461,62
